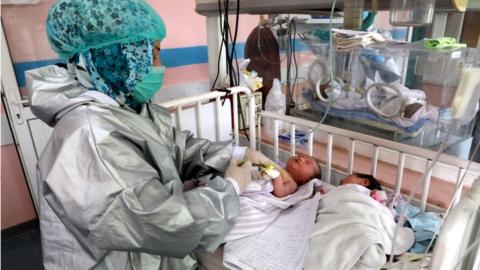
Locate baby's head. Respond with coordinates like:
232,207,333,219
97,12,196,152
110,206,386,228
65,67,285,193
285,154,321,185
340,173,382,190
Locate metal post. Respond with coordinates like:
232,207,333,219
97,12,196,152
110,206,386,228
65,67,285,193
196,102,203,138
421,160,433,211
347,139,356,174
274,120,279,163
290,124,296,156
371,145,379,177
326,133,333,183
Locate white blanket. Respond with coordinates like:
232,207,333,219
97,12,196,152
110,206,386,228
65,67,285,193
304,185,414,270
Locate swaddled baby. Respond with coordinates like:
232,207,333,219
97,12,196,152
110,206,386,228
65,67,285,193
246,154,321,198
320,173,388,205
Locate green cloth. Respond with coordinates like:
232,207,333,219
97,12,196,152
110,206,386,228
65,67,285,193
361,11,377,31
46,0,166,59
424,37,466,50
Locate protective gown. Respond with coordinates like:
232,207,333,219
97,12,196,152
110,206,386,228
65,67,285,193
27,65,240,269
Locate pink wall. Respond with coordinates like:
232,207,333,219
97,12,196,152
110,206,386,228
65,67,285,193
166,63,209,85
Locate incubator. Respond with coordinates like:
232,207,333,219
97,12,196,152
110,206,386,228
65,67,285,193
294,37,479,159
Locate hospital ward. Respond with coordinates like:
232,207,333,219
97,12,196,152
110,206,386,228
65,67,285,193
2,0,480,269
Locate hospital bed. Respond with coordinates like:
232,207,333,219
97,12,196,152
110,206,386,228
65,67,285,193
159,86,480,269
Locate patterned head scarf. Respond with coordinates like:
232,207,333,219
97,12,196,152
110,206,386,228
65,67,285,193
46,0,166,109
46,0,166,59
80,40,154,109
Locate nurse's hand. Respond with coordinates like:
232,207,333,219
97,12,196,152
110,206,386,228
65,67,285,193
245,148,285,175
245,149,274,167
225,159,252,192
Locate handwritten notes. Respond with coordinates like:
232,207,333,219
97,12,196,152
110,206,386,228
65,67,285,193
224,193,320,270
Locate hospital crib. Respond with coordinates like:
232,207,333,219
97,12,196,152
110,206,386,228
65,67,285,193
160,86,480,269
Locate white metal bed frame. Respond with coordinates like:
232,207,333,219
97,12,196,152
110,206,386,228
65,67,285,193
161,86,480,211
160,86,257,150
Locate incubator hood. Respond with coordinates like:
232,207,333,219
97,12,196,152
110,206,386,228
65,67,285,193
196,0,476,15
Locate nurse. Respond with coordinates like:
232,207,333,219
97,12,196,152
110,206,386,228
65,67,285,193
26,0,272,269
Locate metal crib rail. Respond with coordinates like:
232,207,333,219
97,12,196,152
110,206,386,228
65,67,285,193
158,89,478,267
159,87,478,210
160,86,256,150
260,110,480,211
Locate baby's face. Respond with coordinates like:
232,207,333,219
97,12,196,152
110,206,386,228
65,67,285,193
340,174,369,187
286,155,319,185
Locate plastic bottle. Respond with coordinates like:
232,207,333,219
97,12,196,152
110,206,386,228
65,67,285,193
265,78,286,134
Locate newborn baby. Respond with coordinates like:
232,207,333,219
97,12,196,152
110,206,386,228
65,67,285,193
250,154,321,198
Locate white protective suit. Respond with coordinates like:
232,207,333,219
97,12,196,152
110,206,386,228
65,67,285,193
27,65,241,270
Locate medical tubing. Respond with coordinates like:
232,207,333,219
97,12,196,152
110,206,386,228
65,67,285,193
453,236,480,270
227,1,247,140
365,83,406,118
214,0,250,141
227,12,250,141
212,0,237,89
227,0,236,85
227,26,239,84
415,140,480,269
308,0,336,135
227,0,240,85
210,0,225,90
222,0,230,85
286,16,294,113
222,0,239,87
286,19,300,112
387,120,456,267
292,20,298,104
286,18,291,109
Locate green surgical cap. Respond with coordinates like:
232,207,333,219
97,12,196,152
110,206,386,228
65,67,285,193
46,0,166,59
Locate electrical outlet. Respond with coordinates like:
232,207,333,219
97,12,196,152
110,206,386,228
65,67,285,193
239,92,262,130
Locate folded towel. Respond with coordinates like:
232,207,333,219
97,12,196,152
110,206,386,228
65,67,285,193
332,29,400,51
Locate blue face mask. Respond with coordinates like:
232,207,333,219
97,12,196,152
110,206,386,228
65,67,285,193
133,66,165,104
